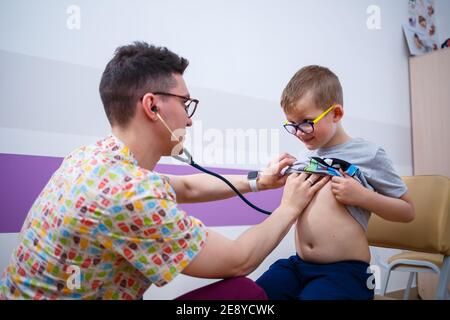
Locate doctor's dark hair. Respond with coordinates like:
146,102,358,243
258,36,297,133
281,65,343,112
99,41,189,127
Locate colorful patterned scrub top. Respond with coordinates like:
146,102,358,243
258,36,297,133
0,135,207,300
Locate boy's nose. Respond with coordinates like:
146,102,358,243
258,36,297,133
296,130,308,139
186,117,193,127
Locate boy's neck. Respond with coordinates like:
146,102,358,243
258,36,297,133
321,125,352,149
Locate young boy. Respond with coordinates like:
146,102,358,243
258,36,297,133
256,65,415,300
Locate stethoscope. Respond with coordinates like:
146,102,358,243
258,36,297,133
153,107,272,215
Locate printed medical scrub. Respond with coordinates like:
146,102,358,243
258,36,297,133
0,135,207,300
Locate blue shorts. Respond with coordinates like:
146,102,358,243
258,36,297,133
256,254,374,300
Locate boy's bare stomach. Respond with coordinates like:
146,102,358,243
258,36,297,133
295,180,371,264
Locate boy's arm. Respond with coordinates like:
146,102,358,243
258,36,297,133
357,190,414,222
331,173,415,223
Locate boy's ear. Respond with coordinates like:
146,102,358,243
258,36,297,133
332,105,344,122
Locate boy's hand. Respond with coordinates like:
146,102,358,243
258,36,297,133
330,170,368,206
258,153,297,190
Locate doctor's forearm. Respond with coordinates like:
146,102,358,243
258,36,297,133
179,174,252,203
232,205,298,275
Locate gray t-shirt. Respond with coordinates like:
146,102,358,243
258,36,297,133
287,138,408,231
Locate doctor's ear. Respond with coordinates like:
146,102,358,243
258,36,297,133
141,94,159,121
140,92,158,109
141,93,159,120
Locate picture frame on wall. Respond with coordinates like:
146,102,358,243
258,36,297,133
404,0,440,56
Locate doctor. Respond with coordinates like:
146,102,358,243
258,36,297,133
0,42,328,300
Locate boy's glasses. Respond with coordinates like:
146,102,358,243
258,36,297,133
283,105,335,135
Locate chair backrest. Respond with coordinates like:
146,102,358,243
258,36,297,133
367,175,450,255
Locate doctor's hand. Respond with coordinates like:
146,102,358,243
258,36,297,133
280,173,330,213
257,153,297,191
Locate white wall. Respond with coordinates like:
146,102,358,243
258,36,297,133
435,0,450,42
0,0,417,170
1,0,448,298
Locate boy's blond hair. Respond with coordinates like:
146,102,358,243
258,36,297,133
281,65,343,112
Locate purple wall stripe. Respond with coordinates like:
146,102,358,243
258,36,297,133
0,153,283,233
